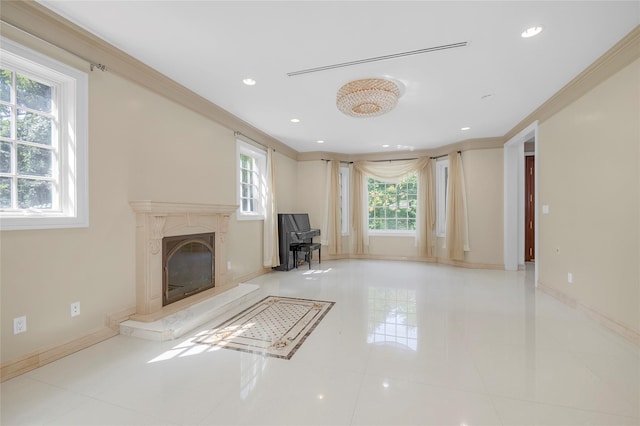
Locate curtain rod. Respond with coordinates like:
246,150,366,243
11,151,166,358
234,131,269,151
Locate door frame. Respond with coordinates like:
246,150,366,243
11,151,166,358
504,121,538,284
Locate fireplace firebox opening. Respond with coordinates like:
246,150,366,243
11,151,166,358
162,232,215,306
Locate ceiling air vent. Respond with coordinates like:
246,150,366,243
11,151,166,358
286,41,468,77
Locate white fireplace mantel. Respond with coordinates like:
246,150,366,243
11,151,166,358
130,201,238,318
130,201,238,216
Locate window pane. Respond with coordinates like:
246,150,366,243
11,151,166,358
242,198,249,212
18,144,52,177
368,174,417,231
0,69,11,103
0,142,11,173
241,184,249,198
241,154,250,169
0,177,11,208
0,105,11,138
17,109,52,145
16,74,52,113
18,178,52,209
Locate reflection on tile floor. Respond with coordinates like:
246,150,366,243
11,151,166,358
2,260,639,425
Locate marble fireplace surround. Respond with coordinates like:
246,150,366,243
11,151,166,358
129,201,239,322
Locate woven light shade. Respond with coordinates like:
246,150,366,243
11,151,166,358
336,78,400,117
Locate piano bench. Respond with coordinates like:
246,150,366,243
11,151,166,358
292,243,321,269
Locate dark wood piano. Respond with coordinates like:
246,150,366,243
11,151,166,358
275,213,321,271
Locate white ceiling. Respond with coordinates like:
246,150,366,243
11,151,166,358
38,1,639,155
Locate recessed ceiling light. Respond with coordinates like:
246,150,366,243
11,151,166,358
290,118,300,123
242,78,256,86
382,144,390,148
317,140,325,144
521,26,543,38
461,127,471,131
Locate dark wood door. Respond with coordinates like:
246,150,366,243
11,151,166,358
525,156,535,261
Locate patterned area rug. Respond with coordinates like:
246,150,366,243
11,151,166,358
194,296,334,359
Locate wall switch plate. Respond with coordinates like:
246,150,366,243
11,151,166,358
568,273,573,283
227,261,232,270
542,205,550,214
13,316,27,334
71,301,81,317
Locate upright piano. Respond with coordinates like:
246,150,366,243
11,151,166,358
275,213,321,271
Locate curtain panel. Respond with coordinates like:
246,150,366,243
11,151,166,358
322,160,342,255
263,148,280,267
351,157,435,255
445,151,470,260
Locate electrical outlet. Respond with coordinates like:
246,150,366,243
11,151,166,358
567,273,573,284
71,301,81,317
13,316,27,334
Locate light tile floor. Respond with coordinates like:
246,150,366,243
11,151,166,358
2,260,639,425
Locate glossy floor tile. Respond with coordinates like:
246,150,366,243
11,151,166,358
2,260,639,425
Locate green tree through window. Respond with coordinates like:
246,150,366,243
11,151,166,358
0,68,55,210
368,174,417,231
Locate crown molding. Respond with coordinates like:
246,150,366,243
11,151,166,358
503,24,640,142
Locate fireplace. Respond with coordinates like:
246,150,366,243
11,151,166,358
130,201,237,319
163,232,215,306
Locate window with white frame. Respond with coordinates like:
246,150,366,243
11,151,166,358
367,173,417,233
0,38,88,231
436,159,449,237
236,139,266,220
339,164,349,235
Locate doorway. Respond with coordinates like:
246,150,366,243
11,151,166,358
525,154,535,261
504,121,538,285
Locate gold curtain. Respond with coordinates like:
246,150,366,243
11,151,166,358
263,148,280,267
325,160,342,255
445,151,469,261
351,164,366,254
417,159,436,257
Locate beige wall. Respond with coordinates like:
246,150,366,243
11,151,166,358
294,161,327,229
538,58,640,333
274,152,298,214
461,149,504,266
0,28,264,362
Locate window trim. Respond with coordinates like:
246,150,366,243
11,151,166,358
0,37,89,231
436,159,449,237
236,139,266,221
